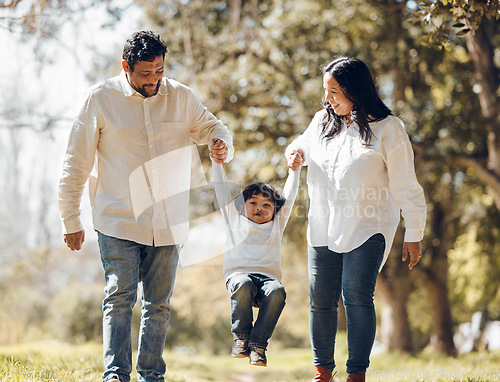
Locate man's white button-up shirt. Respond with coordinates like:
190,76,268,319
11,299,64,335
58,71,233,246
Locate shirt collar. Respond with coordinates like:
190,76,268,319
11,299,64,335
119,70,168,97
344,120,360,134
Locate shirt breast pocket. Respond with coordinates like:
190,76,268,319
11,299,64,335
160,121,190,151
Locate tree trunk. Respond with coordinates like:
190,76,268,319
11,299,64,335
230,0,242,33
415,258,456,354
179,4,193,61
372,0,415,353
377,226,413,352
464,22,500,209
413,181,457,355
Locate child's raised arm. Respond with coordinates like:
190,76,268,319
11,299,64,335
211,160,238,246
278,158,303,233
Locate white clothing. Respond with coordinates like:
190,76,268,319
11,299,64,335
58,71,234,246
211,163,300,281
286,111,426,269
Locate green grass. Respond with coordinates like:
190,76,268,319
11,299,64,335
0,338,499,381
0,341,103,381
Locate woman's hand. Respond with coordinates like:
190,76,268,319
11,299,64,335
288,149,305,170
402,241,422,270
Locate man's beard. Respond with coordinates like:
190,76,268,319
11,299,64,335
139,81,161,97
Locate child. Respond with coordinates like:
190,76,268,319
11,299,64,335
211,150,304,367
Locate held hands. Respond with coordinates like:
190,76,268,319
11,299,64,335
210,138,228,164
64,230,85,251
402,241,422,270
288,149,305,170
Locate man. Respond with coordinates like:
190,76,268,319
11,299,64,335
58,31,233,382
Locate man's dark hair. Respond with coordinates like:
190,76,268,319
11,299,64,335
122,31,167,72
235,183,286,220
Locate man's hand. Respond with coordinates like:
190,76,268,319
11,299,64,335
210,138,228,164
288,149,305,170
402,241,422,270
64,230,85,251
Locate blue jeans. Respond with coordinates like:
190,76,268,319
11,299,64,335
308,233,385,374
226,273,286,349
97,232,179,382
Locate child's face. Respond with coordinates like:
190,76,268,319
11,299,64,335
244,193,275,224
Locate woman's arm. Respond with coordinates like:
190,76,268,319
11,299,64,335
383,118,426,269
285,110,324,166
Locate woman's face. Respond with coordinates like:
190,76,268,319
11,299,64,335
323,72,354,117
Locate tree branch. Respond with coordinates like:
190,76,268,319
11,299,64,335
455,156,500,196
0,0,23,8
413,142,500,206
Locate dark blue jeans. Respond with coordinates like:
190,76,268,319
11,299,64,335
308,233,385,374
226,273,286,349
97,232,179,382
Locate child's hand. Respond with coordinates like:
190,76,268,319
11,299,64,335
210,138,228,164
288,150,304,170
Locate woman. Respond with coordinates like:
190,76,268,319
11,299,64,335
286,57,426,382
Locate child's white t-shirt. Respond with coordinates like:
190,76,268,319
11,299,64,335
211,163,300,282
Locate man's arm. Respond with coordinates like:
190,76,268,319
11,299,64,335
209,138,229,164
186,88,234,163
64,231,85,251
58,92,100,250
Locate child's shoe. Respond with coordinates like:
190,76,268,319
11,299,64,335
249,346,267,367
231,338,250,358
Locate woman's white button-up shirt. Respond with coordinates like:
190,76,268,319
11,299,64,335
286,110,426,269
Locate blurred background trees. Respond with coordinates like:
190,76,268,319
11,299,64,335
0,0,499,357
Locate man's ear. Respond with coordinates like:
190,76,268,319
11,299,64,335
122,60,131,73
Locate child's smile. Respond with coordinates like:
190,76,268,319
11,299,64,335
244,193,275,224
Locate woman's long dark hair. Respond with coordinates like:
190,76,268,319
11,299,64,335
321,57,392,143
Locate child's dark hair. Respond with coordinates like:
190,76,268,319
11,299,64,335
235,183,286,219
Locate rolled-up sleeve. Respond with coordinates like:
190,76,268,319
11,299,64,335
187,89,234,162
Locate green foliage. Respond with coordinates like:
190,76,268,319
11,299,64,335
448,181,500,322
49,283,104,344
0,247,104,345
410,0,500,48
